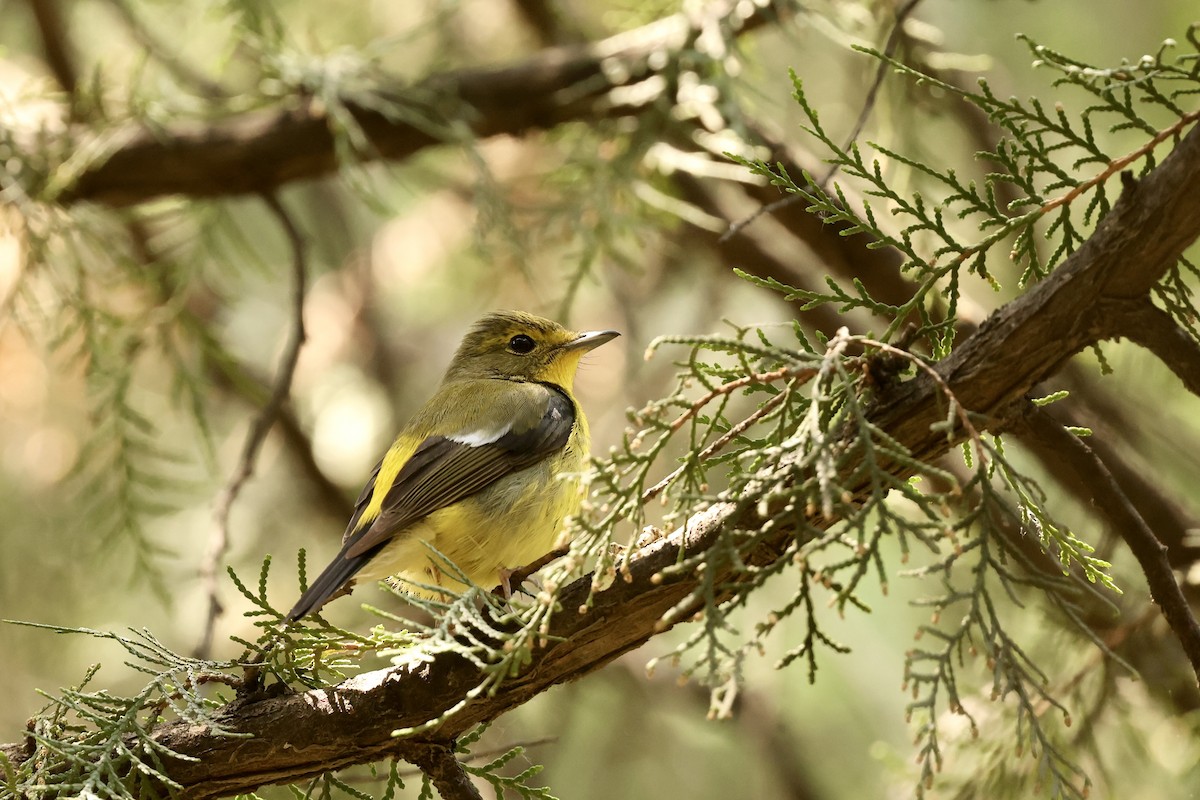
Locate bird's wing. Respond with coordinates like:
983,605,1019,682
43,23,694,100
341,458,384,540
286,384,574,620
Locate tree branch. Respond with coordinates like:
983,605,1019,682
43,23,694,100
52,0,787,208
1013,404,1200,677
1047,371,1200,569
873,140,1200,458
407,743,484,800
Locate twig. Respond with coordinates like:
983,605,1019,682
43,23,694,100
862,108,1200,344
336,737,558,783
211,353,354,520
1016,404,1200,686
101,0,228,98
669,171,869,335
656,366,808,436
818,0,925,188
26,0,81,116
721,0,924,241
195,194,308,658
642,378,797,503
1055,365,1200,569
1040,109,1200,217
1036,605,1154,720
501,547,570,594
408,743,484,800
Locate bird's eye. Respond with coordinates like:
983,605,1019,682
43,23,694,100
508,334,536,354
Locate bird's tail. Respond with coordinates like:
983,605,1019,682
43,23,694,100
285,542,383,621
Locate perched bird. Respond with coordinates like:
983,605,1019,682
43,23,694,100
286,311,618,621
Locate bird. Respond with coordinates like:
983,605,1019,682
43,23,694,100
286,311,619,621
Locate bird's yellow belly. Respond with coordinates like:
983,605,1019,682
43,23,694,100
355,457,583,597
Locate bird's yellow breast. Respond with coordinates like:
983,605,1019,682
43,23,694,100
355,403,589,597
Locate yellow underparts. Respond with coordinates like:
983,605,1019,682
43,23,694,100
355,440,586,598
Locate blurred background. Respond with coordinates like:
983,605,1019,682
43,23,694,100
1,0,1199,797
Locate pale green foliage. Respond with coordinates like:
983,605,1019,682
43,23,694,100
456,726,557,800
0,623,243,799
734,29,1200,356
571,314,1119,799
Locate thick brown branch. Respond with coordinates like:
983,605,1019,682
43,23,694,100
54,0,785,208
1014,404,1200,678
873,130,1200,456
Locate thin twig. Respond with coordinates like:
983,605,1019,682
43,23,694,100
502,547,570,594
337,737,559,783
1016,404,1200,686
818,0,925,188
1035,605,1155,720
101,0,228,98
1056,364,1200,569
195,194,308,658
212,353,354,520
642,378,798,503
26,0,81,116
721,0,924,241
657,366,809,436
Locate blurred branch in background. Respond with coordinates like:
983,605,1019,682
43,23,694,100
51,0,790,207
195,194,308,659
25,0,79,115
100,0,229,99
1014,404,1200,673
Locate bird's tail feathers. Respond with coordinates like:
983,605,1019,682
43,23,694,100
285,543,381,622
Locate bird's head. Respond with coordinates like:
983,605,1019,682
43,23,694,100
443,311,619,391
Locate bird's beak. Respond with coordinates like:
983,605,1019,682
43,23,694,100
562,329,620,352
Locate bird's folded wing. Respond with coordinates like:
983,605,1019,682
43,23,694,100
286,384,574,619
